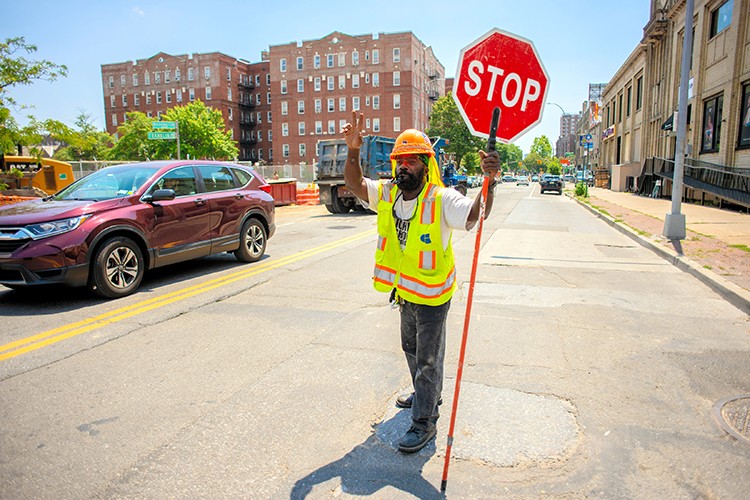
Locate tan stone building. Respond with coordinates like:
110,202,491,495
601,0,750,206
268,31,444,165
101,52,272,162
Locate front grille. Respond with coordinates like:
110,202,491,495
0,269,24,282
0,227,31,253
0,239,28,253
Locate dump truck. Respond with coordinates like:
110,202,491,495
0,155,75,197
316,136,452,214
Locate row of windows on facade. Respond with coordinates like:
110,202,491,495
279,47,396,72
110,86,274,108
280,94,398,115
280,71,400,93
108,67,270,89
698,82,750,153
279,116,395,139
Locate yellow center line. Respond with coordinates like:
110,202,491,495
0,229,375,362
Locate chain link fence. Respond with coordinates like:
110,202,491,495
69,160,317,184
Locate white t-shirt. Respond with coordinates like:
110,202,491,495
362,178,474,250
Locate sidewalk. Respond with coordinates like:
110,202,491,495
569,186,750,314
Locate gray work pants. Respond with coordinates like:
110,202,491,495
400,299,451,432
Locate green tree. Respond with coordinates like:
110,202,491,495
530,135,553,158
161,101,237,160
427,92,484,167
107,111,158,160
50,111,112,161
0,37,68,154
497,143,523,172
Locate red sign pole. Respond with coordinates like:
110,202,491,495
441,107,500,493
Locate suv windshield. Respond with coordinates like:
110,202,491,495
55,166,156,201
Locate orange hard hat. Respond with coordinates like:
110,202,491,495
390,129,435,159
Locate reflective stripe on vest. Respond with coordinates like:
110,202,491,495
398,266,456,300
419,250,436,270
373,264,397,287
420,184,437,225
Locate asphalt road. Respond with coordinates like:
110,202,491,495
1,182,748,498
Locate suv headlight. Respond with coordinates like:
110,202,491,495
24,215,91,240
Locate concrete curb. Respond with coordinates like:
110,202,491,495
569,193,750,315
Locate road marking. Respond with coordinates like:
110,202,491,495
0,229,374,362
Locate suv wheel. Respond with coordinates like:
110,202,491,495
234,218,267,263
90,236,144,299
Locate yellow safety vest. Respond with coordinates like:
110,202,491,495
372,181,456,306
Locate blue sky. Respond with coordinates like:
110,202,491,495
2,0,650,155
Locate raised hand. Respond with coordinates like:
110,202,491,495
341,111,366,149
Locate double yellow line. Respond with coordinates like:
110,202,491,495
0,229,374,362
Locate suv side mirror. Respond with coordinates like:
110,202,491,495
143,189,176,203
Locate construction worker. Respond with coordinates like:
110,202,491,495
342,111,500,453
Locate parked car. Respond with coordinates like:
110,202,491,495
516,176,530,186
563,174,575,183
0,160,276,299
540,174,564,195
502,175,515,183
531,175,539,182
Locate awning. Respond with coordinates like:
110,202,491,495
661,114,674,131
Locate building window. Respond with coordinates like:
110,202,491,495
366,118,371,129
338,53,346,67
327,76,334,91
315,98,322,113
268,111,272,123
165,70,171,83
314,54,320,69
314,77,321,91
281,102,288,115
365,50,369,61
175,68,181,82
339,97,346,112
710,0,733,38
267,92,271,104
228,88,232,101
146,94,152,105
256,93,261,105
282,123,289,137
156,91,162,104
393,94,400,109
339,119,346,131
108,76,114,88
338,75,345,89
205,87,212,100
394,117,401,132
280,58,287,72
315,120,323,134
112,114,117,126
701,94,723,153
257,111,262,123
626,86,632,117
327,98,334,112
120,75,126,87
188,68,194,81
365,96,370,107
110,95,115,108
204,66,211,80
372,49,379,64
298,122,306,136
189,88,195,101
176,89,182,102
636,76,643,111
154,72,161,84
166,91,171,103
132,74,139,86
352,96,360,111
352,51,359,66
297,79,304,92
144,72,150,85
298,100,305,114
121,94,127,106
283,144,290,157
299,143,306,157
737,83,750,149
352,74,360,88
297,56,304,70
393,71,400,86
618,94,623,122
328,120,335,134
373,95,380,110
281,80,288,94
393,48,400,63
373,118,380,132
228,108,233,121
134,93,140,106
373,73,379,87
327,54,334,68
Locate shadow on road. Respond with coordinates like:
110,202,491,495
290,414,443,499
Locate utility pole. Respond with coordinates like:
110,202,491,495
664,0,693,240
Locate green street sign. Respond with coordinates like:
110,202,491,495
148,131,176,140
152,121,176,130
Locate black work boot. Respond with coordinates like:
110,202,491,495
398,425,437,453
395,392,443,409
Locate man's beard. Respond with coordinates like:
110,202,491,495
396,167,426,192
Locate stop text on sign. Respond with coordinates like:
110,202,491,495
463,61,541,112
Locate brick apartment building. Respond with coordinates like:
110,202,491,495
101,52,272,162
268,31,444,164
101,30,444,165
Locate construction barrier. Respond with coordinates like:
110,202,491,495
295,183,320,206
0,195,37,206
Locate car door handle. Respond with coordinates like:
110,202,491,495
194,198,207,206
234,193,244,199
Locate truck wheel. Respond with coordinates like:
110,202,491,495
325,204,339,214
89,236,144,299
332,187,351,214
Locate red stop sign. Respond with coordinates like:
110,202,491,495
453,28,549,143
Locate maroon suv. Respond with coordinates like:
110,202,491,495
0,160,275,298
